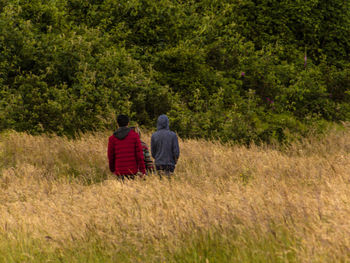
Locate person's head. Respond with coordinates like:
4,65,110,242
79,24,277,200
157,114,169,130
117,114,129,127
130,126,142,138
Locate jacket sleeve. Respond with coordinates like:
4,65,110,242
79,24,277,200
135,134,146,174
143,144,155,171
107,136,115,173
172,133,180,164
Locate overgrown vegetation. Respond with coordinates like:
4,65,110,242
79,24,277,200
1,0,350,143
1,129,350,262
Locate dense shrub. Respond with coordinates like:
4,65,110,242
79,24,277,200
0,0,349,142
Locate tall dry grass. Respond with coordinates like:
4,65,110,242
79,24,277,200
0,129,350,262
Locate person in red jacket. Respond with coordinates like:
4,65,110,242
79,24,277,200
108,115,146,180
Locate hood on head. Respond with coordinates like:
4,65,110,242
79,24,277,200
113,127,131,140
157,114,169,130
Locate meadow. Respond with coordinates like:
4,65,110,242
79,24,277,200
0,128,350,262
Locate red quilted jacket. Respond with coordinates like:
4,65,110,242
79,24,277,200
108,128,146,175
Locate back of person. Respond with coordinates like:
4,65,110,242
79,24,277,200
108,115,146,177
131,126,155,174
151,115,180,174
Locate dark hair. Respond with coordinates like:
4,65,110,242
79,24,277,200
117,114,129,127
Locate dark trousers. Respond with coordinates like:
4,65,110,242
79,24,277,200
156,165,175,178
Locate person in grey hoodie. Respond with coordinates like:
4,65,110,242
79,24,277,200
151,114,180,175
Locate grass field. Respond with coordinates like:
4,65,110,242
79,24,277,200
0,128,350,262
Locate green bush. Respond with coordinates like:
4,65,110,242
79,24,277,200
0,0,349,143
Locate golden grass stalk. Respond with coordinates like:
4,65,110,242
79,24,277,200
0,129,350,261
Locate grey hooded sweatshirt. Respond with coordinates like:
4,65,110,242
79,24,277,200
151,115,180,167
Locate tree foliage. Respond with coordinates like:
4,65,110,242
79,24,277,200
1,0,350,142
